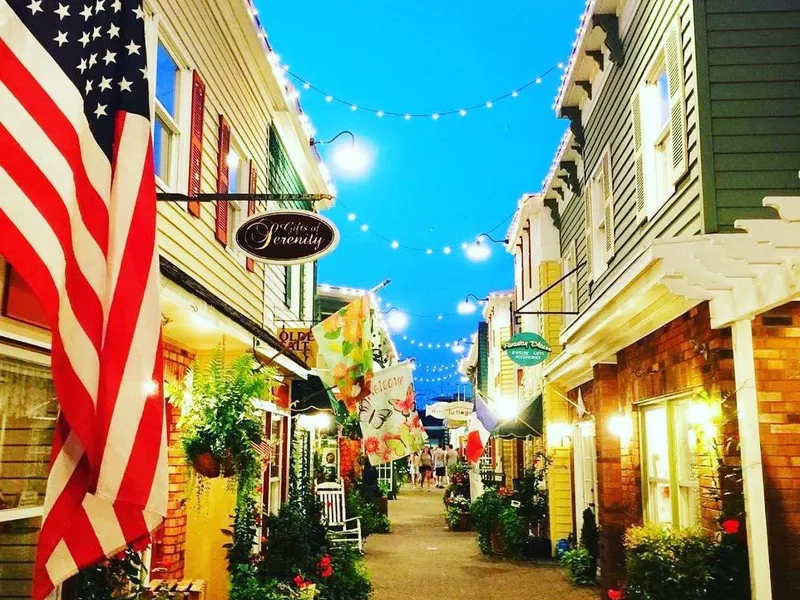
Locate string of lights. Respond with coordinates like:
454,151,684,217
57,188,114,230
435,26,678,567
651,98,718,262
415,371,465,384
400,335,471,353
286,60,567,120
413,362,461,373
337,198,519,255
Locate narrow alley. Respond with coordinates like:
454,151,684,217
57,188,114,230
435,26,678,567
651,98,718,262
364,489,597,600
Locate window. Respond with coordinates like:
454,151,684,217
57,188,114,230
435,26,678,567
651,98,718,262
584,148,614,281
153,42,182,188
632,18,688,223
284,266,293,308
640,398,699,527
563,241,578,322
225,143,248,253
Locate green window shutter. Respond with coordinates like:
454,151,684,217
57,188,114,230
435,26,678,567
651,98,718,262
601,149,615,262
299,265,306,321
284,265,292,307
665,17,688,184
631,88,647,223
584,185,593,283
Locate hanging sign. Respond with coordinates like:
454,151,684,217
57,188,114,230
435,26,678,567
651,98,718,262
278,328,318,368
502,332,552,366
235,210,339,265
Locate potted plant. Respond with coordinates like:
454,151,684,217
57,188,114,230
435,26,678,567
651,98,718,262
444,495,471,531
170,347,274,480
375,481,390,516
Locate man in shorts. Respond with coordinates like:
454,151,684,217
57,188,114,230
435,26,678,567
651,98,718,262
433,443,446,488
445,444,459,485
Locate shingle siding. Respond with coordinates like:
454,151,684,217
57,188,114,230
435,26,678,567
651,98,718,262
696,0,800,231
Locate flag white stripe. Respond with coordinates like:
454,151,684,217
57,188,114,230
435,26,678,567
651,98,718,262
0,82,107,296
0,0,111,203
45,540,77,589
83,492,127,555
42,431,82,516
0,169,100,399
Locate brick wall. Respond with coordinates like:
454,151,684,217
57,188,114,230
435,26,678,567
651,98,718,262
151,342,195,579
751,302,800,599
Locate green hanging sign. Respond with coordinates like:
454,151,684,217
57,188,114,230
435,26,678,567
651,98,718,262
502,332,552,366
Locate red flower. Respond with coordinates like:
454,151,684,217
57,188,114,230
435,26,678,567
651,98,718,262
318,555,332,568
320,566,333,578
608,589,624,600
260,536,267,544
722,519,740,535
364,436,380,455
293,575,312,589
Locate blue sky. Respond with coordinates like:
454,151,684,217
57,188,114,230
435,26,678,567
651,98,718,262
257,0,585,401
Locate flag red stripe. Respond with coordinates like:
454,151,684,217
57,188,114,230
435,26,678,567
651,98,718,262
0,125,104,349
64,506,105,567
0,40,109,253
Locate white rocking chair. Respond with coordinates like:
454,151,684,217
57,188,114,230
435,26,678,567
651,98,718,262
316,479,363,552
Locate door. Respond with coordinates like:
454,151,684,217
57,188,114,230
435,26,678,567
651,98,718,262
573,420,598,536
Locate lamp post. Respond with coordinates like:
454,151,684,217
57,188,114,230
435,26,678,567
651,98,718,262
310,130,371,177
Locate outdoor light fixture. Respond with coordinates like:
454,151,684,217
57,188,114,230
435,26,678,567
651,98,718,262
314,412,333,431
451,342,466,354
383,307,409,333
457,293,488,315
464,233,508,262
608,413,633,442
547,422,572,448
495,396,519,420
310,130,371,177
190,306,215,331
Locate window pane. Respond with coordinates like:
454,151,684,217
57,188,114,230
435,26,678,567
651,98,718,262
673,403,699,526
228,152,240,194
0,515,42,599
657,70,669,129
644,406,671,524
156,43,179,117
153,115,173,181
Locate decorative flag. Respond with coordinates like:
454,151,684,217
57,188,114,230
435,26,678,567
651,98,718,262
0,2,166,598
358,362,427,466
466,393,500,463
577,388,586,419
312,295,374,412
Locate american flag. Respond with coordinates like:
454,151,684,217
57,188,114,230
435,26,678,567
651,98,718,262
0,1,166,598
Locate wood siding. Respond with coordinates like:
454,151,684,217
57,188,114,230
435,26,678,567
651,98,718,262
694,0,800,231
559,0,702,312
152,0,315,333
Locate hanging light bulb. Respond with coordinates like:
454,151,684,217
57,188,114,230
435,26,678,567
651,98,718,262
432,113,439,120
347,213,356,221
426,249,433,255
350,104,358,111
465,240,491,261
377,110,384,118
486,101,493,108
360,224,369,232
511,91,519,97
303,82,311,89
386,310,409,333
459,109,467,117
457,300,477,315
404,114,412,120
443,246,452,255
391,241,400,249
325,95,333,102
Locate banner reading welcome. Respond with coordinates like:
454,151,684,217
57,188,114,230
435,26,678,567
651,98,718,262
358,362,427,466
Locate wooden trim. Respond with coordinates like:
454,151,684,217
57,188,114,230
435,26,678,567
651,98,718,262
215,115,231,246
246,160,257,272
187,70,205,217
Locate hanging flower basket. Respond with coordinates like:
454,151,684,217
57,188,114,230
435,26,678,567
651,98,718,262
192,450,221,478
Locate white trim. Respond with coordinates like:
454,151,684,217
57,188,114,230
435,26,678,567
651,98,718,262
0,505,44,522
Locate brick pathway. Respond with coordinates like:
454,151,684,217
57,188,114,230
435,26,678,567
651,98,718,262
364,487,599,600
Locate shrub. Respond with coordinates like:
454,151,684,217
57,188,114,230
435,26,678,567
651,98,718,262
260,499,327,582
561,548,595,585
624,524,716,600
346,488,390,535
470,489,526,556
317,545,372,600
580,507,599,580
230,564,299,600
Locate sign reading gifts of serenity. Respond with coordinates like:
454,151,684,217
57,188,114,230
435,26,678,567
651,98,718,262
502,332,552,366
235,210,339,264
358,362,427,466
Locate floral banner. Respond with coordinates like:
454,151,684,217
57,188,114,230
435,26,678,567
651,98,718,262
312,295,374,413
359,362,427,466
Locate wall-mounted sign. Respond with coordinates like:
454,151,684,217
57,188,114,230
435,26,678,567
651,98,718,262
235,210,339,265
502,332,552,366
278,328,318,367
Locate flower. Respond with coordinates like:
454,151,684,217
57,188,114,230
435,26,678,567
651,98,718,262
364,436,380,455
608,589,624,600
293,575,312,589
320,566,333,578
318,555,332,568
722,519,740,535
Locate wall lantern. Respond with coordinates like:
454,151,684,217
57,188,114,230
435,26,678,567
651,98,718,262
608,413,633,442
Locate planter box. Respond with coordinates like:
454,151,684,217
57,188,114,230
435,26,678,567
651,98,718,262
448,513,471,532
376,496,389,516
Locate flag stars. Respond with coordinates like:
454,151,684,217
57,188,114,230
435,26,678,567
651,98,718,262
80,4,93,20
111,0,122,11
133,5,144,19
99,76,112,91
79,31,91,47
54,3,70,19
88,53,98,67
92,25,101,39
54,31,68,47
118,77,132,92
108,23,120,39
78,58,88,74
102,50,117,65
94,103,107,118
139,67,148,79
27,0,42,15
125,40,141,55
85,80,93,94
95,0,105,12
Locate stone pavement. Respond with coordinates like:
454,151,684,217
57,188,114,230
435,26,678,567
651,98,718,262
363,487,599,600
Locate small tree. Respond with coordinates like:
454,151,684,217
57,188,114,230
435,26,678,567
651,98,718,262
580,507,600,580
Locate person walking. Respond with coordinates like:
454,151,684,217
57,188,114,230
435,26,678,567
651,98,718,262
409,451,421,488
433,443,447,489
419,447,433,491
445,444,459,486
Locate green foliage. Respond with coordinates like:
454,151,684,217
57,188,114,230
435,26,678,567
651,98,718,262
624,524,717,600
515,453,551,523
346,488,390,536
580,507,599,580
709,531,750,600
70,546,147,600
561,548,596,585
470,489,525,556
260,496,328,582
444,495,470,529
317,545,372,600
230,564,300,600
377,481,391,498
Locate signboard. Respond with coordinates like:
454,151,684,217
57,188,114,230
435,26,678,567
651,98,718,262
425,401,474,424
278,328,318,367
502,332,552,366
235,210,339,265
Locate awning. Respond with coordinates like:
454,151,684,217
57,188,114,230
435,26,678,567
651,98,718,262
291,375,340,415
492,395,543,438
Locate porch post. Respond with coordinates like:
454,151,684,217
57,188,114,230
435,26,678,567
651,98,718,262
731,318,773,600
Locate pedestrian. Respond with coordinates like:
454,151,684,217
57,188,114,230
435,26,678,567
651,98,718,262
409,451,421,488
445,444,459,485
419,447,433,491
433,443,447,488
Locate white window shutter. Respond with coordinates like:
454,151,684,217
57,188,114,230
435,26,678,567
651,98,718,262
584,186,593,282
601,150,615,261
631,88,646,223
665,17,688,184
